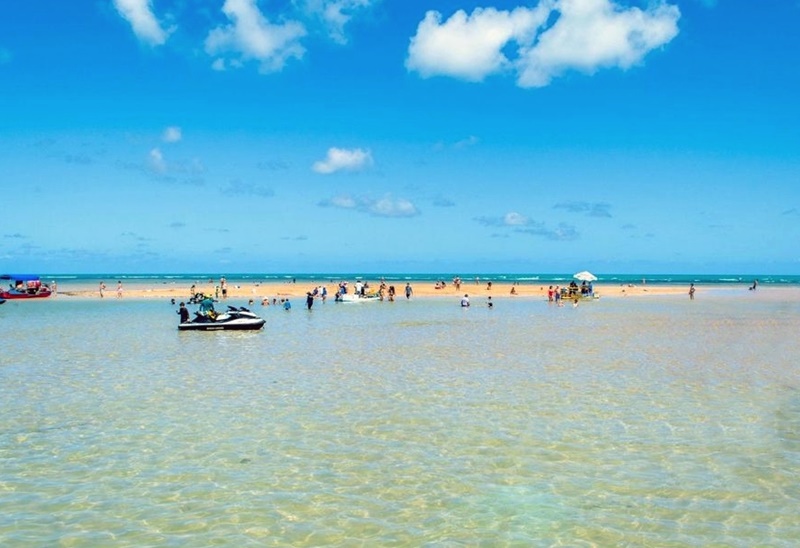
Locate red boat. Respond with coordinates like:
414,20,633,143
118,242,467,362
0,275,53,299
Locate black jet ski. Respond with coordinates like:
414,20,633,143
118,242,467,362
179,306,265,331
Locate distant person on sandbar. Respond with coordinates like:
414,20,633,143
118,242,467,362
116,281,123,298
405,283,413,299
750,279,758,291
99,281,106,298
689,283,696,300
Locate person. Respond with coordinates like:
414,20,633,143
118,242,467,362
689,283,696,300
750,279,758,291
99,281,106,298
461,294,470,307
283,298,291,311
116,281,123,298
306,292,314,310
547,285,554,302
177,302,190,323
510,286,517,295
487,296,493,308
405,283,413,299
199,296,216,318
220,277,228,299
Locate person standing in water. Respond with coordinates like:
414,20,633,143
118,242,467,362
177,302,190,323
689,283,696,300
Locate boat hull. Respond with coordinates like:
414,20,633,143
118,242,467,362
0,290,52,300
335,294,380,303
178,318,265,331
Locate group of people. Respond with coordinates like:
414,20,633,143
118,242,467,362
98,281,123,298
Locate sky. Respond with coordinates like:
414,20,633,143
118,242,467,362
1,0,798,275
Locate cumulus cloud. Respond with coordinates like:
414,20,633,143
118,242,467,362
162,126,182,143
148,148,167,174
475,212,578,240
299,0,374,44
312,147,373,174
407,0,680,87
205,0,307,73
554,201,612,217
407,6,550,81
475,211,532,227
113,0,172,46
319,194,419,217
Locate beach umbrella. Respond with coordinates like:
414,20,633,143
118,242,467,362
573,271,597,282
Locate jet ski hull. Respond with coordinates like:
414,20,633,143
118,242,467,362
178,308,265,331
178,319,265,331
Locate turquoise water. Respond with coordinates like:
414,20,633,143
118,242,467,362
2,293,799,546
40,272,800,286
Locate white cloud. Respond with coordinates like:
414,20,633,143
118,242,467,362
148,148,167,174
319,194,419,217
312,147,373,174
504,212,530,226
113,0,172,46
406,0,680,87
475,211,532,227
406,6,551,81
299,0,374,44
205,0,307,73
518,0,680,87
370,197,418,217
162,126,182,143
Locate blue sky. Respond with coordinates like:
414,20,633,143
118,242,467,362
1,0,798,275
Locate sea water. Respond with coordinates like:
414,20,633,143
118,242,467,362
1,292,799,546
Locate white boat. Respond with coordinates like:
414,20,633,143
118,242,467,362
335,293,380,303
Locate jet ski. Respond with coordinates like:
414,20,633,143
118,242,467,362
179,305,265,331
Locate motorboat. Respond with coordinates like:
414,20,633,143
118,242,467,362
334,293,380,303
1,275,53,299
179,306,265,331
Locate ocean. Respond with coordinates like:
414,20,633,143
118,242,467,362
39,272,800,287
1,287,799,545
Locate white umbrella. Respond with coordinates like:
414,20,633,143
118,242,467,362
573,271,597,282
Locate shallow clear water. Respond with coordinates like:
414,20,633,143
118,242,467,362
1,293,799,546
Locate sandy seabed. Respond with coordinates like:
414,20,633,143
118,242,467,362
50,279,759,302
